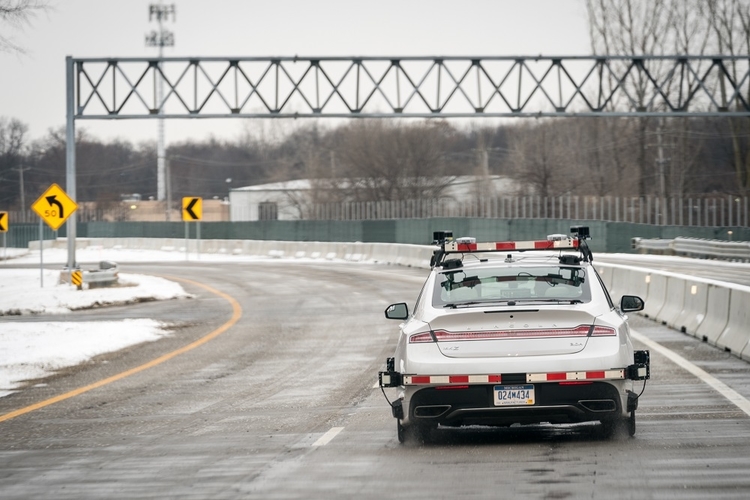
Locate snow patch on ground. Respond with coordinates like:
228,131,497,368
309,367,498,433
0,270,192,316
0,319,171,398
0,259,192,398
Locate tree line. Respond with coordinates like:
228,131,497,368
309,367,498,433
0,115,744,212
2,0,750,210
586,0,750,195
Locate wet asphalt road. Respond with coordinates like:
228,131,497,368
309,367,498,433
0,260,749,499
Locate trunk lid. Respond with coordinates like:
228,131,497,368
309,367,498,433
428,307,600,358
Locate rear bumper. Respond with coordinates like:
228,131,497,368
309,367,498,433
405,381,625,427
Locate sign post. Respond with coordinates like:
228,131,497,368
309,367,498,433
0,211,7,264
31,184,79,288
39,219,43,286
182,197,202,260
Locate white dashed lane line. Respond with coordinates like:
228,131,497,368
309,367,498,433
631,328,750,418
312,426,344,447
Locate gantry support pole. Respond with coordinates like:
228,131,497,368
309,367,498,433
66,56,77,270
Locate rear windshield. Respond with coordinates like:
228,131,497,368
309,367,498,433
433,265,591,307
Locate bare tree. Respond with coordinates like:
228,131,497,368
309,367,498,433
333,121,456,203
586,0,676,197
707,0,750,195
0,0,48,54
509,121,576,198
587,0,750,196
269,123,346,219
0,116,28,209
661,1,712,197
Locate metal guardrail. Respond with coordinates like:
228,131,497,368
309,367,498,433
60,261,119,288
633,237,750,262
83,261,119,288
631,238,673,254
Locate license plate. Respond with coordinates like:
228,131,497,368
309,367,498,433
493,384,535,406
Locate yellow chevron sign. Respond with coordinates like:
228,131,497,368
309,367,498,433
182,197,203,221
0,211,7,233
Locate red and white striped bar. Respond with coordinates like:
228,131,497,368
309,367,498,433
527,369,626,382
403,374,504,385
444,238,579,253
402,369,625,386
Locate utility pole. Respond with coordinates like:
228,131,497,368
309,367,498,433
15,165,30,219
165,157,172,221
145,2,176,208
655,119,670,226
656,121,667,200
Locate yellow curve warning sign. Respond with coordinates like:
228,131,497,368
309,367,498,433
31,184,78,230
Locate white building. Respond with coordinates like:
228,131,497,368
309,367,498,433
229,175,523,221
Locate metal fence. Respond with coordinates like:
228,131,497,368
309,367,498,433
304,195,750,227
2,223,57,250
6,195,750,227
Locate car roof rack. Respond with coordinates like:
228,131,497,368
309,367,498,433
430,226,593,268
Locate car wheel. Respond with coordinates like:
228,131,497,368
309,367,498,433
397,420,406,443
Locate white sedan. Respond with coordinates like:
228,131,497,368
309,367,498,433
379,227,650,443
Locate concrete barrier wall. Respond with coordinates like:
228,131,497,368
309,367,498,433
569,261,749,363
29,237,750,363
595,265,614,292
597,264,649,305
642,273,668,320
716,289,750,360
695,285,731,346
674,280,709,337
657,276,687,329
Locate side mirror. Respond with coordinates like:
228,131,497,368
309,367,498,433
620,295,644,313
384,302,409,320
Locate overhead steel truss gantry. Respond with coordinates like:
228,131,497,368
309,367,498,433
64,55,750,266
71,55,750,119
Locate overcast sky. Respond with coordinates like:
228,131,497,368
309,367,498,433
1,0,591,145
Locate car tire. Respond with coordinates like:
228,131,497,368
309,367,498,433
397,420,406,443
627,410,636,437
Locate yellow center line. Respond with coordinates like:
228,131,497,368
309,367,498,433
0,275,242,423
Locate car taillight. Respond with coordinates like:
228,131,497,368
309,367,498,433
423,325,616,342
409,332,435,343
590,326,616,336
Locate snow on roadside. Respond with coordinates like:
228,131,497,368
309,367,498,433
0,265,192,398
0,319,172,398
0,269,192,316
